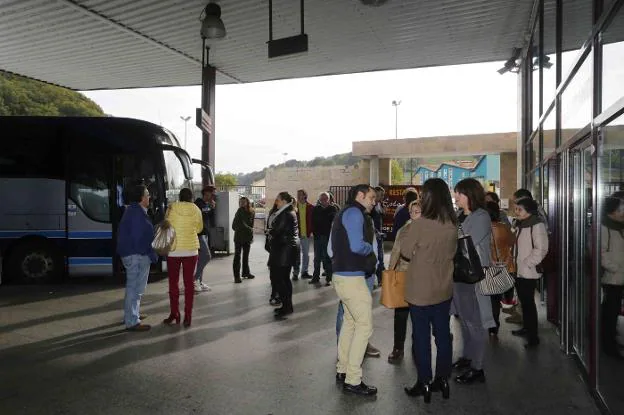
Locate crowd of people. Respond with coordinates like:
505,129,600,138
262,180,550,400
115,179,554,402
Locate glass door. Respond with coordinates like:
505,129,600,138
568,138,594,369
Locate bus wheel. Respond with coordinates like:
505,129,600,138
7,240,64,284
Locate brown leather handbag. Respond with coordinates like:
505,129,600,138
381,267,408,308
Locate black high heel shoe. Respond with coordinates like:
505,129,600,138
404,381,432,403
163,314,180,325
183,316,191,328
431,377,450,399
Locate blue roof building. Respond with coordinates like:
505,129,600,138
413,155,500,189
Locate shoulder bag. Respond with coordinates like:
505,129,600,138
478,227,515,295
380,258,408,308
453,224,485,284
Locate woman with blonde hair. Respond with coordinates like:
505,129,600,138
163,188,203,328
387,199,421,363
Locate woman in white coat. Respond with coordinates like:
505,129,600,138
600,191,624,357
512,197,549,348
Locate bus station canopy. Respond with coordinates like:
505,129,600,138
0,0,579,90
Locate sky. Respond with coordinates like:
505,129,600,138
82,60,519,174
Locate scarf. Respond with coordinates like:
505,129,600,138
268,204,291,229
603,215,624,231
516,214,542,229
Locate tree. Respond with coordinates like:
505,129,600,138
215,173,237,186
391,159,404,184
0,72,104,116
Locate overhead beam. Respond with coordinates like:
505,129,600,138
56,0,243,84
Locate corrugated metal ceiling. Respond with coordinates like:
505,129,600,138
0,0,541,90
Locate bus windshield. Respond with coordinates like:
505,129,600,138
163,149,192,204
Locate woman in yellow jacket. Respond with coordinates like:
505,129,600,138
163,188,204,327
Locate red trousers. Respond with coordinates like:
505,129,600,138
167,255,198,319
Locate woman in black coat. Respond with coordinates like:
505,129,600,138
267,191,300,317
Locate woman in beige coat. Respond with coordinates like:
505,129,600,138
400,178,458,403
600,191,624,357
386,200,421,363
512,197,548,348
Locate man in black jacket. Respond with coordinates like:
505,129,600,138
311,192,339,286
194,186,215,292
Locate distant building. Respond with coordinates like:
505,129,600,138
413,155,499,192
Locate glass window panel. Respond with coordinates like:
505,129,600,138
602,4,624,112
562,53,593,143
533,134,542,167
597,113,624,414
532,167,542,202
527,136,537,170
70,155,111,223
543,0,557,105
544,112,557,157
561,0,593,77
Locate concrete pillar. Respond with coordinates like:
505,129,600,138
370,156,379,186
499,152,518,200
379,158,392,185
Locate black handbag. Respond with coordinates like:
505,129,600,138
453,225,485,284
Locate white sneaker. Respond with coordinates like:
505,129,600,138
194,280,203,293
200,282,212,292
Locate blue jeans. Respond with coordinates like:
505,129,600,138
122,254,151,328
294,236,311,275
336,275,375,338
195,234,211,282
409,299,453,382
313,235,331,279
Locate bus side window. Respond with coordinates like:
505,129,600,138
69,155,111,223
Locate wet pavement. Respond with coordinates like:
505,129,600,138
0,238,599,414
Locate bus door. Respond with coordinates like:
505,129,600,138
112,152,164,276
66,150,115,276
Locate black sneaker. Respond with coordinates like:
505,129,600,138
301,272,312,279
335,373,346,383
309,278,321,285
292,274,299,281
343,382,377,396
451,357,471,371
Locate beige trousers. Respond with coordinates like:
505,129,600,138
333,275,373,386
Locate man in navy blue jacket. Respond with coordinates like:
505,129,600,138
331,184,378,397
117,184,158,332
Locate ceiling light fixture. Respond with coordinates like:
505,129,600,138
533,55,553,70
497,47,522,75
200,2,226,39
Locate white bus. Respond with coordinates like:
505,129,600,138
0,116,213,283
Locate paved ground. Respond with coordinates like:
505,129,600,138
0,238,599,415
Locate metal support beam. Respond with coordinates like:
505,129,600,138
202,44,217,183
57,0,242,84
